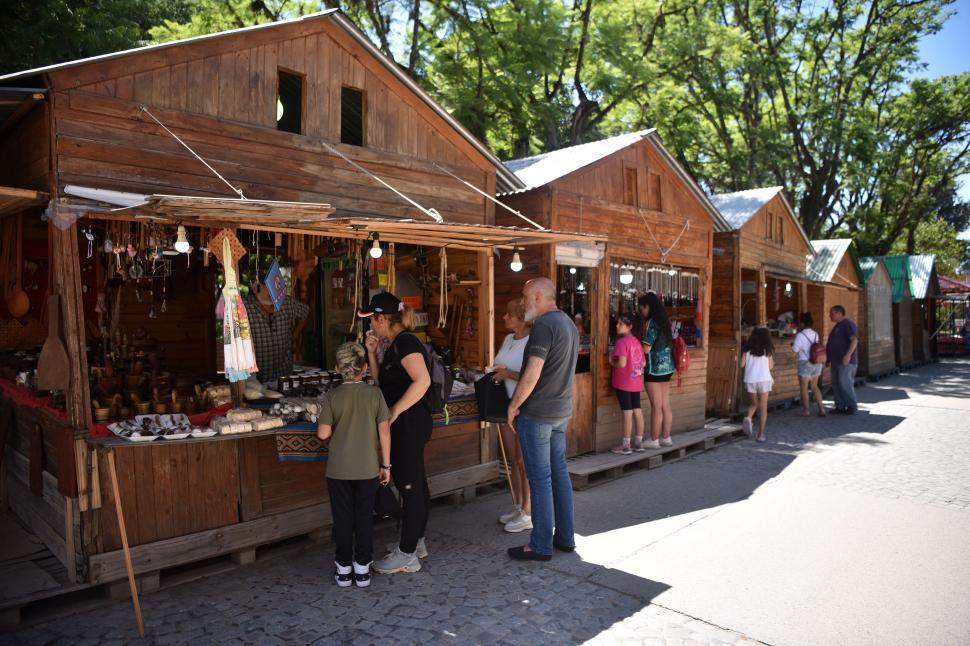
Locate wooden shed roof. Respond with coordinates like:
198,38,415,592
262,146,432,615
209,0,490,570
501,130,731,232
0,10,524,194
709,186,814,251
807,239,862,287
92,194,605,252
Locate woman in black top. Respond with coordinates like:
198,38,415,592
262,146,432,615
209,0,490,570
360,292,432,575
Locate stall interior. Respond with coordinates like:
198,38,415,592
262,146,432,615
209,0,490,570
607,261,702,349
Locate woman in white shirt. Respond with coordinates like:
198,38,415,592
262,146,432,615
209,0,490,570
791,312,827,418
492,300,532,533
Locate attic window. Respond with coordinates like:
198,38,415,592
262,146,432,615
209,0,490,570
623,168,638,206
277,70,303,134
341,87,365,146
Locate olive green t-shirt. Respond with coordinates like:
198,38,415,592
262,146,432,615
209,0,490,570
320,382,390,480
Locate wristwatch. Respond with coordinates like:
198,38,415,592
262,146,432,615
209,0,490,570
380,464,391,470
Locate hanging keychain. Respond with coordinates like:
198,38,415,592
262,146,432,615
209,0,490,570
84,228,94,258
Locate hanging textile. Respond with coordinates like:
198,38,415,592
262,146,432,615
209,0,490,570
221,237,258,382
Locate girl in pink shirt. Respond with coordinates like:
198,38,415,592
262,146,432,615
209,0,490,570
610,313,647,454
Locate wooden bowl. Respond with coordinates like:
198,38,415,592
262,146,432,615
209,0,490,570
94,407,111,422
153,402,168,414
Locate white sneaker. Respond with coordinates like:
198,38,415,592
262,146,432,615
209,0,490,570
499,505,522,524
385,536,428,559
642,439,661,450
352,561,371,588
373,548,421,574
504,513,533,533
659,437,673,447
334,562,352,588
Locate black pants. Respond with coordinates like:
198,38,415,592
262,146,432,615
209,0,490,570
390,409,432,554
327,477,379,567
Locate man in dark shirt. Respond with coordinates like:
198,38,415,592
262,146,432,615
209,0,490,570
826,305,859,414
506,277,579,561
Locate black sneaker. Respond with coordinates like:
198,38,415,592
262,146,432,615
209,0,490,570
508,546,551,561
334,566,353,588
353,562,371,588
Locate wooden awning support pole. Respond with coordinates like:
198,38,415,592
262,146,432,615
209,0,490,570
106,448,146,638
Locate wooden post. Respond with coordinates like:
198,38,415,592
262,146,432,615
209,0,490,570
106,448,146,639
757,267,767,325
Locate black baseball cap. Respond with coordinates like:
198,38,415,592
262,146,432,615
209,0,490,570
357,292,401,317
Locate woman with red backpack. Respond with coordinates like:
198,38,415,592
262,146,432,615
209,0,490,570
791,312,827,418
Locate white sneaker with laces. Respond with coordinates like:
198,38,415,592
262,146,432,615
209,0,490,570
373,548,421,574
385,536,428,559
642,439,661,450
504,512,533,533
498,505,522,524
659,437,673,447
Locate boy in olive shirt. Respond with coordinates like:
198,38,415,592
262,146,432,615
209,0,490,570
317,342,391,588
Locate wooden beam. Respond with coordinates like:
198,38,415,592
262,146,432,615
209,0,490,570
0,93,44,140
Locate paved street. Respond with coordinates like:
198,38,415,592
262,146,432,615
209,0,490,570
3,360,969,645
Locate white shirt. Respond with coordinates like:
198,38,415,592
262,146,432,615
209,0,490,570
792,329,819,362
494,332,530,397
744,353,773,384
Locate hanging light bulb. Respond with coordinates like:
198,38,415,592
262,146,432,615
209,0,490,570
510,248,523,272
784,282,793,297
369,232,383,259
668,267,677,276
619,265,634,285
569,266,577,275
174,224,190,254
277,98,284,121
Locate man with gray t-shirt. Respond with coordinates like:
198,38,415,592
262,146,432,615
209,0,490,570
506,277,578,561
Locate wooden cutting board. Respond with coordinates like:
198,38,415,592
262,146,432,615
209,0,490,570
36,294,70,391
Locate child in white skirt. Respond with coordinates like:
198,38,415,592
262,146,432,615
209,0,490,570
742,327,774,442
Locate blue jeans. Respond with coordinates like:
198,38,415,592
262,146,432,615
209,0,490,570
515,414,575,555
831,362,858,412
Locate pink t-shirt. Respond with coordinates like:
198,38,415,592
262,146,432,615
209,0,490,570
611,335,645,392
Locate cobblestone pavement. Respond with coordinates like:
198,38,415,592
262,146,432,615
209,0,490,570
3,360,968,645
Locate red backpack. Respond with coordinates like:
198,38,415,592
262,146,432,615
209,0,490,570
799,330,827,365
672,335,689,386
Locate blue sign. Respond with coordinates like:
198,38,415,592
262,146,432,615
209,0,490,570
264,259,286,311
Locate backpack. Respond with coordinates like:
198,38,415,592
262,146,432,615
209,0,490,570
672,335,689,387
799,330,827,365
404,333,453,414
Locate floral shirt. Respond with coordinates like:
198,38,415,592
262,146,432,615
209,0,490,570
643,319,675,376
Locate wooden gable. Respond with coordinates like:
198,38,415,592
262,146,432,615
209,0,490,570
38,14,497,224
737,193,812,277
543,138,716,269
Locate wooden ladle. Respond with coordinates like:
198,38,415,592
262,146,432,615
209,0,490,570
5,214,29,318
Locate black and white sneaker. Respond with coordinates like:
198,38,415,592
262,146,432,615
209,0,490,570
353,561,372,588
334,562,353,588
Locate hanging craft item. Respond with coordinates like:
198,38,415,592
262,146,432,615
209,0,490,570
331,264,346,308
208,228,247,267
220,237,257,382
437,248,448,328
263,258,286,312
464,287,475,338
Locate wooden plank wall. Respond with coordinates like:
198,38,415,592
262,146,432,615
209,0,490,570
50,17,495,224
0,103,50,191
95,442,240,551
710,235,739,338
738,195,812,277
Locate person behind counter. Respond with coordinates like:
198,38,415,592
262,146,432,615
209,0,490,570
316,342,391,588
492,299,532,534
638,292,675,449
360,292,432,575
242,278,309,384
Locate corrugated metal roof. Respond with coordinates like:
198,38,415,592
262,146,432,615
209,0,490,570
908,254,937,299
709,187,783,229
501,130,731,232
504,130,655,189
876,256,913,303
858,256,880,283
807,239,854,283
0,10,524,194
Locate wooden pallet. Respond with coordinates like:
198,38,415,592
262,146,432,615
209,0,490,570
566,422,745,490
867,367,901,382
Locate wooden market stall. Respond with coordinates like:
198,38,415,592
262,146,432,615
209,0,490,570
857,257,897,378
0,10,596,612
705,187,822,416
877,256,916,368
497,130,730,455
905,254,940,363
806,238,862,356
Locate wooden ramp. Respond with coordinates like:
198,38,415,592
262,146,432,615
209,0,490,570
567,420,745,490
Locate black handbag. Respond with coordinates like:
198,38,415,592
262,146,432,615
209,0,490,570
374,483,402,520
474,372,511,423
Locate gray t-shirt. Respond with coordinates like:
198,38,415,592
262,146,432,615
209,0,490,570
520,309,579,420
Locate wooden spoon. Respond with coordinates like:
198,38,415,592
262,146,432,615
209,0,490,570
5,215,29,318
37,294,70,390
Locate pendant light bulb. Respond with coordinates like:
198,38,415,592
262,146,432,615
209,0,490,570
668,267,677,277
510,250,523,272
369,233,383,259
569,266,577,275
174,224,190,254
619,265,634,285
